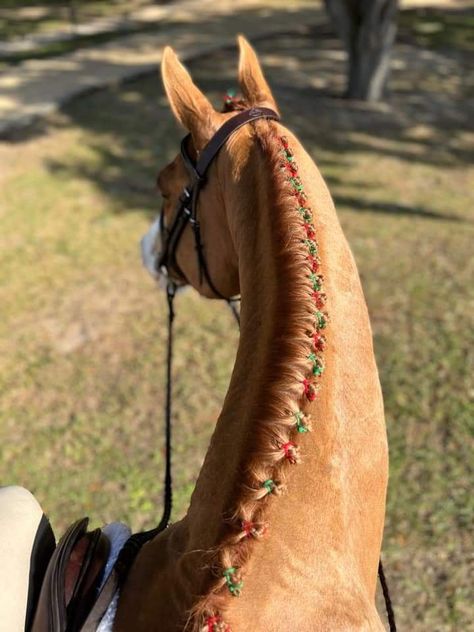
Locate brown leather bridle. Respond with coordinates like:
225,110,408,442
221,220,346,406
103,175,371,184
156,106,280,299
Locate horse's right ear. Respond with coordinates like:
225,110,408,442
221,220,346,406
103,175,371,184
237,35,279,113
161,47,219,148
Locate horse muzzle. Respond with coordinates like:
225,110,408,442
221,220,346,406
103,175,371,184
140,217,162,280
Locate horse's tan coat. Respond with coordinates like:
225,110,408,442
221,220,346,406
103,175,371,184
114,38,388,632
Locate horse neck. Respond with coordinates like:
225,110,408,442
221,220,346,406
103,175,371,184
117,124,388,631
166,123,363,619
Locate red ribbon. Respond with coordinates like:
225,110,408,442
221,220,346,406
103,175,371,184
308,254,320,272
282,441,298,462
284,161,298,176
304,223,316,239
242,520,254,537
303,379,317,401
207,615,229,631
313,332,325,351
312,291,325,309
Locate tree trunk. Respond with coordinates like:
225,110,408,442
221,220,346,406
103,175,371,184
324,0,399,102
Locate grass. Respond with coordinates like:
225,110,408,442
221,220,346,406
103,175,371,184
0,23,170,66
0,0,156,42
0,9,473,631
399,7,474,52
0,0,170,71
4,3,473,68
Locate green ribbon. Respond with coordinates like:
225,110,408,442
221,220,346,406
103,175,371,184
315,311,327,329
310,273,322,291
294,410,309,433
223,567,243,596
304,239,318,256
262,479,275,494
289,177,304,192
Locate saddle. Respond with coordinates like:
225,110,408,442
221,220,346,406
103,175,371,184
29,518,116,632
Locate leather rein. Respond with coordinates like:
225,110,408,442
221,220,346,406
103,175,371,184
114,106,396,632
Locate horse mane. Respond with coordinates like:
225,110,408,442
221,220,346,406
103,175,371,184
189,116,328,632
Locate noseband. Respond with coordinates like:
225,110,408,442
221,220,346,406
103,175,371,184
157,106,280,298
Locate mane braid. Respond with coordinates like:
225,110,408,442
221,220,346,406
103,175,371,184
189,123,329,632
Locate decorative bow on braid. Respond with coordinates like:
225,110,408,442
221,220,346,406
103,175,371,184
205,614,230,632
223,567,243,596
222,88,247,112
279,136,328,399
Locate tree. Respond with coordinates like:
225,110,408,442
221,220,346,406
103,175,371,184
324,0,399,102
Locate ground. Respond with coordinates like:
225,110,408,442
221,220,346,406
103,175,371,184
0,6,473,631
0,1,152,40
0,0,174,66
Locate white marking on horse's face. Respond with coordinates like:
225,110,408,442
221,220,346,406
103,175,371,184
140,217,162,280
140,216,188,294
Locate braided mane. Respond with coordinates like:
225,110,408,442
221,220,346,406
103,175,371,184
189,118,329,632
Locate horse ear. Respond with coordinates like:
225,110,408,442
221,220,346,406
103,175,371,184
237,35,279,113
161,47,218,148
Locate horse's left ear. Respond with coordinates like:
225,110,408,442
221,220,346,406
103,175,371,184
161,46,220,148
237,35,279,114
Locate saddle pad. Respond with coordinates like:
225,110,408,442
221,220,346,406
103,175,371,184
81,522,131,632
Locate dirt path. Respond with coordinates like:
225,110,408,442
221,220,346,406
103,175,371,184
0,0,323,136
2,0,472,136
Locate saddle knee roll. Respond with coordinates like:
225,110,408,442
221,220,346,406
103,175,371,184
0,486,55,632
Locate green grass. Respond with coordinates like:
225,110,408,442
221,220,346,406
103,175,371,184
399,7,474,52
0,0,155,42
0,23,168,66
0,0,169,72
0,14,473,631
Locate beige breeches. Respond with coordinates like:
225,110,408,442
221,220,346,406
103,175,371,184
0,486,46,632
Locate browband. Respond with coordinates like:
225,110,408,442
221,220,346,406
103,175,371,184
180,106,280,181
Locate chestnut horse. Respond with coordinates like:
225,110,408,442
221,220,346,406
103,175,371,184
116,37,389,632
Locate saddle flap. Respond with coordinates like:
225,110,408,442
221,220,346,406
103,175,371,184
30,518,110,632
67,529,110,632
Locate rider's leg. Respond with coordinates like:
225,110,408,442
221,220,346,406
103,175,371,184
0,486,55,632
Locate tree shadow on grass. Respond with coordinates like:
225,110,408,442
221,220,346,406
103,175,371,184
333,195,465,222
38,6,474,224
